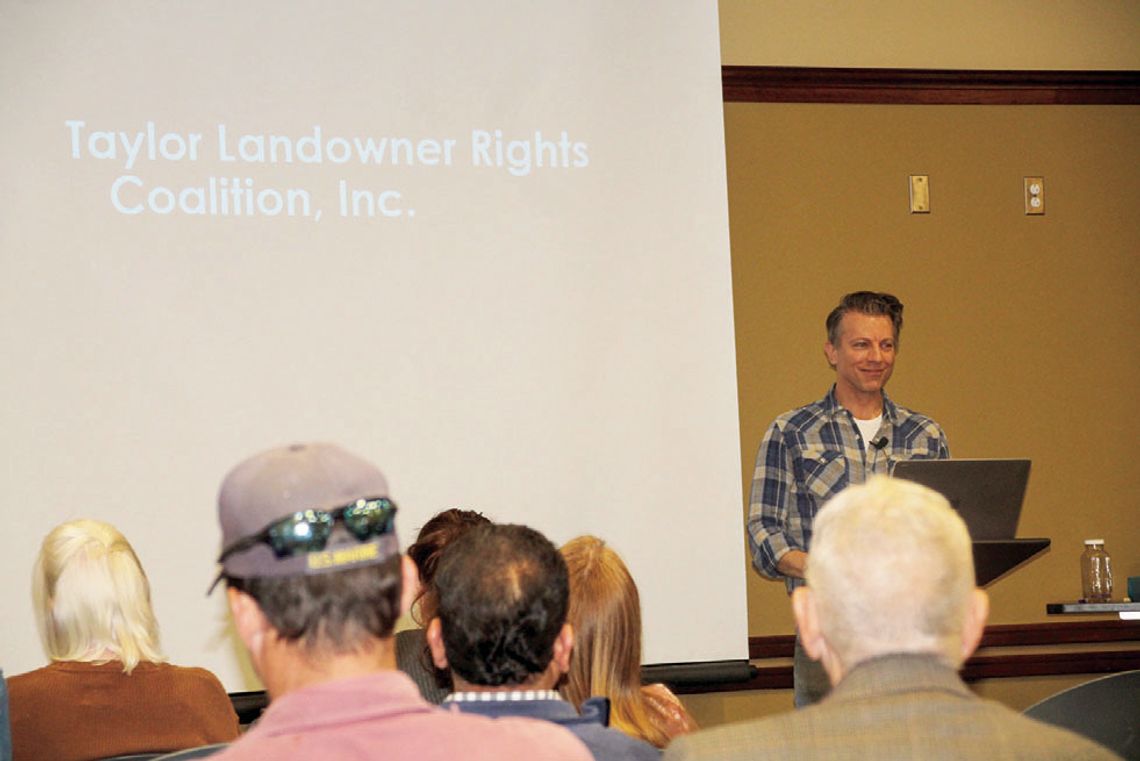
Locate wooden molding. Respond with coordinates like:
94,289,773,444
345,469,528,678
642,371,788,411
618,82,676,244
748,621,1140,659
975,620,1140,648
722,66,1140,105
693,621,1140,695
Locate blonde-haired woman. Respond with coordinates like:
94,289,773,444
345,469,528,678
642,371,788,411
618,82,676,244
8,519,239,761
560,535,697,748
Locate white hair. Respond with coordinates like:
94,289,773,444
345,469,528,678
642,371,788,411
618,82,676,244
806,475,975,668
33,519,164,673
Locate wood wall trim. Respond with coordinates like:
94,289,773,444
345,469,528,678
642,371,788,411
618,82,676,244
748,621,1140,659
722,66,1140,105
976,620,1140,648
693,621,1140,695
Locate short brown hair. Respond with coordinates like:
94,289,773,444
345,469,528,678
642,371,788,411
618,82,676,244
826,291,904,346
227,556,402,654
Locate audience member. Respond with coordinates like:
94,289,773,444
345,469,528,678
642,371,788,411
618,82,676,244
397,508,492,702
561,536,697,748
8,519,239,761
663,476,1121,761
209,442,591,760
427,523,660,760
1,667,11,761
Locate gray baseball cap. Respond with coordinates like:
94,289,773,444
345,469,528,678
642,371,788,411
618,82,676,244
214,442,399,584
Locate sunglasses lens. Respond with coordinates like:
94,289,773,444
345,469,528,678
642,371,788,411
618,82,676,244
267,510,334,557
343,498,395,540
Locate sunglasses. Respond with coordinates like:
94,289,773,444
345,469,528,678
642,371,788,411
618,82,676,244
217,497,398,563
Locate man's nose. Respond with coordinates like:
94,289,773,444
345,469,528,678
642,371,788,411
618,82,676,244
868,345,882,362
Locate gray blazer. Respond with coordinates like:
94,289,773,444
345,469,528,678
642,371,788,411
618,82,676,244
663,653,1121,761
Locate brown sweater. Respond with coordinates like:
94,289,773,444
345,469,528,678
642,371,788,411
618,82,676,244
8,660,240,761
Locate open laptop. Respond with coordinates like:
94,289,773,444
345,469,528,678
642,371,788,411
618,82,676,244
890,458,1031,540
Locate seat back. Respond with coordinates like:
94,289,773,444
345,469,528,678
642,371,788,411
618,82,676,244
1023,669,1140,759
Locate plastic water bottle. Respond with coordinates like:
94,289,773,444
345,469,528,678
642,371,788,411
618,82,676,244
1080,539,1113,603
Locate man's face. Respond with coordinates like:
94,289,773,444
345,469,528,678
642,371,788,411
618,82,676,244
824,312,897,399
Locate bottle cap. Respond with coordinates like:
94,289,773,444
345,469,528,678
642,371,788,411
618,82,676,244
1084,539,1105,545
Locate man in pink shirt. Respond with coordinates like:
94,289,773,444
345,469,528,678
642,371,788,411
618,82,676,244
209,442,592,761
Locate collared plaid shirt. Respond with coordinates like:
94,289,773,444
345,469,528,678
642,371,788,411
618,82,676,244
747,386,950,594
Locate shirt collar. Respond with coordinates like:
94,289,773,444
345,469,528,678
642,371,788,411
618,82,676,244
445,689,564,704
824,385,899,422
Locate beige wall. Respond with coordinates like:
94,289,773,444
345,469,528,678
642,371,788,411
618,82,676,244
731,102,1140,638
691,101,1140,729
719,1,1140,70
681,3,1140,731
715,101,1140,723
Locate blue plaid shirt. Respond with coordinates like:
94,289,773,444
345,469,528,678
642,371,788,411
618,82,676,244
748,386,950,594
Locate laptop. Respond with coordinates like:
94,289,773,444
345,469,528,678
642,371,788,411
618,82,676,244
890,458,1031,540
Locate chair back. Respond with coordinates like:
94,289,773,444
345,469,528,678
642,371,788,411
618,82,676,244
1023,669,1140,759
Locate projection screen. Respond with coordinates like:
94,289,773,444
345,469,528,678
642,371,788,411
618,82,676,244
0,1,746,690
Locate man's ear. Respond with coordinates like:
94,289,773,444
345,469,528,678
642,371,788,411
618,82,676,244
400,555,420,617
960,588,990,662
551,623,574,675
227,586,270,659
793,586,842,686
823,341,838,369
791,587,823,660
426,617,449,670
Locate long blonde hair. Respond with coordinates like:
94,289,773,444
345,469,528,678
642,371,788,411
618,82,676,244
560,535,668,748
33,519,164,673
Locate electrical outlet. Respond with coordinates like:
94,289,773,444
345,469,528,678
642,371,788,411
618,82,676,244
1025,176,1045,215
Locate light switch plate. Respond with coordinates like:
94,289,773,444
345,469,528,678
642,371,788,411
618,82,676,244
909,175,930,214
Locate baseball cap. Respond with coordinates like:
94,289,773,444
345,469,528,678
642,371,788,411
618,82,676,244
213,442,399,586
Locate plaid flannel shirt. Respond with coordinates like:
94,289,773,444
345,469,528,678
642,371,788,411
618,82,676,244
748,386,950,594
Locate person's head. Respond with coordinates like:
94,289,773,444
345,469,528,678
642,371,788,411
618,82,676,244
33,519,163,673
823,291,904,399
793,475,989,684
406,508,492,627
559,536,643,709
426,523,571,689
825,291,903,347
560,536,669,747
214,443,414,687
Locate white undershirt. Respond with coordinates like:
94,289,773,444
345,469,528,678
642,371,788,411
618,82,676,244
855,414,883,450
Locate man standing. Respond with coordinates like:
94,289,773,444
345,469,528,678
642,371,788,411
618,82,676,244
669,477,1119,761
426,523,660,761
748,291,950,705
210,442,591,761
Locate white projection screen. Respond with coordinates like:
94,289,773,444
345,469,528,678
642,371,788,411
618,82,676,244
0,1,746,691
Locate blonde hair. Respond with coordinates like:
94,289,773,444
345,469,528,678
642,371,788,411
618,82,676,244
807,475,976,668
33,519,164,673
560,536,669,748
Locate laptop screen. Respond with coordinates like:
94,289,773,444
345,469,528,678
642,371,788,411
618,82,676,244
890,459,1032,540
